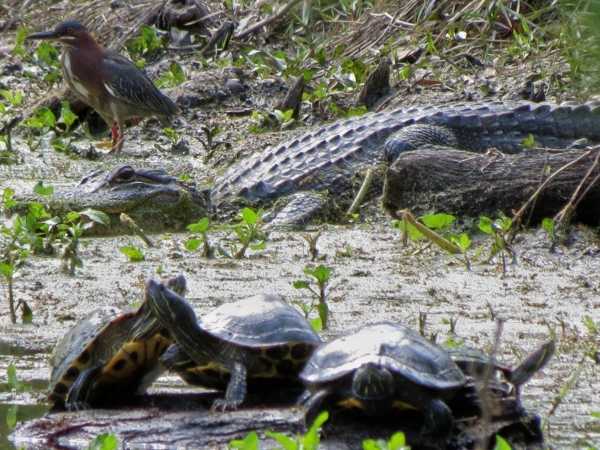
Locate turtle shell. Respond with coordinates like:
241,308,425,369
47,305,170,406
162,294,321,390
199,294,321,348
301,322,465,391
446,346,512,379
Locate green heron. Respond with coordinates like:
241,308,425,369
25,21,181,153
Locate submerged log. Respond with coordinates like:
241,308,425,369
382,148,600,224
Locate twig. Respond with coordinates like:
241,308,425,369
478,318,504,450
553,147,600,226
392,210,463,255
347,169,374,216
524,154,550,228
234,0,302,40
120,213,155,248
302,226,325,261
7,276,15,324
508,150,593,239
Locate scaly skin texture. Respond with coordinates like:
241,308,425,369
213,100,600,207
14,101,600,230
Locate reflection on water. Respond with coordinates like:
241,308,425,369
0,403,49,450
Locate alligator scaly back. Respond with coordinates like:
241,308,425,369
213,101,600,207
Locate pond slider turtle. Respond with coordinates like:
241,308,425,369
47,275,185,409
299,322,467,443
146,279,322,411
448,339,555,387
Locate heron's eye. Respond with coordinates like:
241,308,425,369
67,28,73,34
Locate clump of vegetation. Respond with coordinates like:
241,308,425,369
186,217,216,258
20,103,78,153
363,432,411,450
119,246,145,262
59,208,110,275
230,412,413,450
220,207,267,259
1,185,108,321
184,208,268,260
249,108,299,134
393,211,475,269
125,25,165,66
229,411,329,450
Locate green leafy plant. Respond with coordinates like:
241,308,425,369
7,363,20,392
157,61,186,88
229,411,329,450
59,209,110,275
186,217,215,258
1,189,49,322
249,109,298,133
478,213,516,272
58,101,78,134
583,315,597,334
229,431,259,450
493,434,512,450
1,90,23,107
199,125,224,163
363,431,411,450
521,134,537,148
0,260,16,323
21,102,78,153
541,217,558,251
11,27,29,59
293,265,332,330
87,433,119,450
328,103,368,119
119,246,145,262
0,102,17,154
29,41,61,85
21,107,58,151
163,127,180,144
221,207,267,259
125,25,164,65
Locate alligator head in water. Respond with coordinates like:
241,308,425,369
12,165,210,235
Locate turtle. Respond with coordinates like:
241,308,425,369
145,279,322,411
447,339,555,390
299,322,467,444
442,341,555,447
46,275,186,409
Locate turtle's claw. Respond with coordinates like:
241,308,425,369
65,400,90,411
211,398,240,413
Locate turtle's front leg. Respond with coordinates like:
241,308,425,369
212,362,247,412
65,364,103,410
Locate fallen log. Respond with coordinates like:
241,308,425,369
10,386,545,450
382,148,600,224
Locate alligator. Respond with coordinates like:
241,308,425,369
12,101,600,231
212,100,600,223
12,165,210,234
